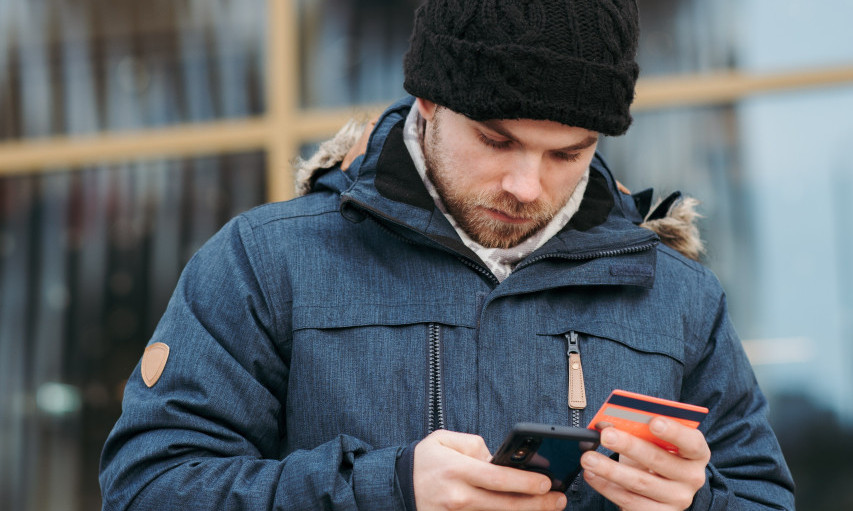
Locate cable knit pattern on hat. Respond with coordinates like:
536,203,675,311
403,0,640,135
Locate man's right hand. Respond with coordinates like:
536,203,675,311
413,429,568,511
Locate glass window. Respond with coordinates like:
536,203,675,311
297,0,422,108
601,2,853,507
0,0,267,141
637,0,736,75
0,151,265,510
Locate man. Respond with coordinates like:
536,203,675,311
100,0,795,509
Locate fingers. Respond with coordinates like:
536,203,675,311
430,485,567,511
646,417,711,463
467,462,553,495
431,429,493,462
475,490,567,511
579,421,710,509
414,430,569,510
424,430,554,495
584,467,695,511
582,450,696,508
597,419,710,478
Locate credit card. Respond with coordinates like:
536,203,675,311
587,389,709,453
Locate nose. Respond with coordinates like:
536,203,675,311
501,156,543,203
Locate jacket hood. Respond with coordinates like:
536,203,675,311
293,99,704,262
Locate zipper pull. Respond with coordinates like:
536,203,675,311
566,332,587,410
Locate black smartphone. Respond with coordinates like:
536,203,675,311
491,422,601,492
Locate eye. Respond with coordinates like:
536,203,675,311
477,133,512,150
552,151,581,163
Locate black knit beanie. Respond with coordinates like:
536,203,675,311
403,0,640,136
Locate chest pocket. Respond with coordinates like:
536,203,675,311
538,317,689,430
286,302,477,452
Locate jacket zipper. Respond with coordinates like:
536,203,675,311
428,323,445,432
458,257,500,286
349,198,656,285
517,241,659,271
566,331,587,428
356,204,501,286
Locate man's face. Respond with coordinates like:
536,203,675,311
418,99,598,249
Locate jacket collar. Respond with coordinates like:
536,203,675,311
339,97,659,288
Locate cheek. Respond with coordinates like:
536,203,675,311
444,145,503,188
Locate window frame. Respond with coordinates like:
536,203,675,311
0,0,851,203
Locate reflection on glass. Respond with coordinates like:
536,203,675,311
0,152,265,510
297,0,422,108
637,0,736,75
0,0,267,141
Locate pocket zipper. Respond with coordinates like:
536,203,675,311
566,331,588,494
566,331,587,428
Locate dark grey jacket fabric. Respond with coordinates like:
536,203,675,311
100,97,795,510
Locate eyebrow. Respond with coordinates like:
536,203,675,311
480,119,599,152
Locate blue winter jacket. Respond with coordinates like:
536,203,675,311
100,97,795,510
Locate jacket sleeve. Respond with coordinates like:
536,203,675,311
99,216,407,511
682,288,795,510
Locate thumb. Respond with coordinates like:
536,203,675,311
430,430,493,462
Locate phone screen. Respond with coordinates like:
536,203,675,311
492,423,600,491
525,436,584,482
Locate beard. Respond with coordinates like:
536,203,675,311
423,113,568,249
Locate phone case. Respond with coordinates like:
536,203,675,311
492,423,600,492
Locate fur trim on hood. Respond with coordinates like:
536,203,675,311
293,120,705,261
294,119,368,197
640,196,704,261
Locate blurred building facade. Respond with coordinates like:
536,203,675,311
1,0,852,509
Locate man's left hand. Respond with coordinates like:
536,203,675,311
580,417,711,510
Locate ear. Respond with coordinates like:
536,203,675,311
416,97,438,121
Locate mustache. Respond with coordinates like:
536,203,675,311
474,191,554,221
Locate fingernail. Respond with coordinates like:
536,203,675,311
555,494,567,510
651,417,670,434
540,479,551,493
583,452,599,467
601,428,619,447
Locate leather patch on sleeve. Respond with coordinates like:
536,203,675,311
141,342,170,388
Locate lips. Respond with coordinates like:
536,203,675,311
484,207,533,224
